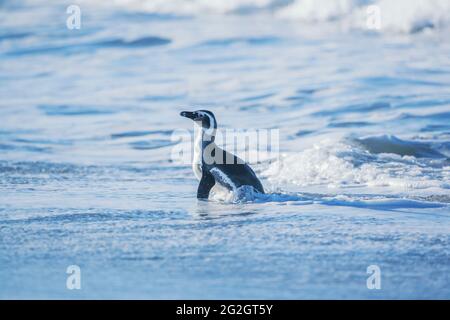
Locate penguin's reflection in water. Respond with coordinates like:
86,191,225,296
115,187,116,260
192,200,258,220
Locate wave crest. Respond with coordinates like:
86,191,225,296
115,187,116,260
102,0,450,33
261,135,450,192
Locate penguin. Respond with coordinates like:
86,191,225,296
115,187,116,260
180,110,265,199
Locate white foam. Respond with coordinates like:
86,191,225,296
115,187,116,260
209,184,313,203
101,0,450,34
261,136,450,194
365,0,450,33
106,0,274,15
276,0,358,22
278,0,450,33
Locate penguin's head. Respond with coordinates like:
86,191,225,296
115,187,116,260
180,110,217,131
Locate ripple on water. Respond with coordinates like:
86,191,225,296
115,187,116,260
328,121,374,128
420,124,450,133
94,36,171,48
200,36,281,47
38,105,115,116
0,209,188,225
0,143,51,153
313,101,391,117
6,36,171,56
129,139,179,150
111,130,172,139
0,32,32,41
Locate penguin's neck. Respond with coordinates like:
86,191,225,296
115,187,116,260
193,126,215,180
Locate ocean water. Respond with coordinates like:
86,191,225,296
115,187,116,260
1,0,450,299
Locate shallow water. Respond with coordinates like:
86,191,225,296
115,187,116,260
0,1,450,299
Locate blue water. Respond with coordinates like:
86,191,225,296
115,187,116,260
1,1,450,299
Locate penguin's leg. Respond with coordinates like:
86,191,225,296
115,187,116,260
197,169,215,199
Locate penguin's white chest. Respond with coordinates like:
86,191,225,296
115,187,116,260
192,129,203,180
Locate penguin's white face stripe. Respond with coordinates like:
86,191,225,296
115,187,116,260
197,111,216,136
204,112,215,130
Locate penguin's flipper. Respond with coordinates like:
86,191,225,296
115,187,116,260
197,169,215,199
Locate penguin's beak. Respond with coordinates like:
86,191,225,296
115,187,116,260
180,111,196,120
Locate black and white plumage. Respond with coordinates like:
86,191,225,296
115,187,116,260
180,110,265,199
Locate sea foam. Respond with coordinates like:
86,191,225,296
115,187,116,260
261,135,450,194
100,0,450,34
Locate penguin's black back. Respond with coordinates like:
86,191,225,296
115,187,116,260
204,146,265,193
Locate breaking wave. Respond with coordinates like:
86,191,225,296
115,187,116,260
261,135,450,193
99,0,450,34
206,134,450,207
